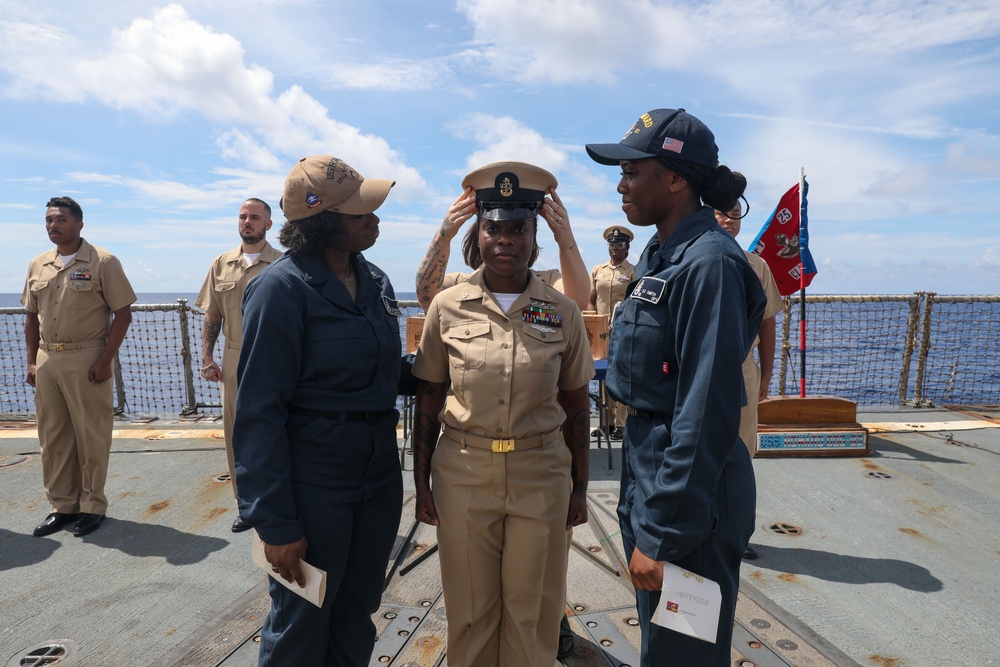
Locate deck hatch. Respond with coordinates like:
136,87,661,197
6,640,78,667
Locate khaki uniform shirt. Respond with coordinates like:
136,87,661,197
444,267,563,295
589,259,635,315
745,252,783,350
195,242,283,347
414,269,594,439
21,238,136,342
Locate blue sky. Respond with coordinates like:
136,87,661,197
2,0,998,295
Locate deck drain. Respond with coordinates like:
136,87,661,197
212,473,232,483
768,522,803,536
866,471,893,479
6,640,79,667
0,455,29,468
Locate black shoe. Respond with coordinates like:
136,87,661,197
231,516,252,533
610,427,624,441
33,512,80,537
73,513,105,537
743,544,758,560
557,615,575,660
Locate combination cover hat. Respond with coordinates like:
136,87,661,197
585,109,719,169
280,155,395,221
603,225,634,243
462,161,557,221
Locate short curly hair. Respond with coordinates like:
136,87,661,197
45,196,83,221
277,210,345,255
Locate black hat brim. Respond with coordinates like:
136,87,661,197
585,143,657,166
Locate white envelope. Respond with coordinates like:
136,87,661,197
251,531,327,608
650,561,722,643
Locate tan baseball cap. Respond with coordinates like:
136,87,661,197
280,155,395,221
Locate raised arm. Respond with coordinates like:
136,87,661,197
540,187,589,310
415,187,477,311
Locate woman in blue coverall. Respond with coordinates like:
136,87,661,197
232,155,403,666
585,110,767,666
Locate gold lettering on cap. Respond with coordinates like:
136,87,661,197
500,177,513,197
640,113,653,128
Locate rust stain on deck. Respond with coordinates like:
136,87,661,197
777,573,799,583
869,655,903,666
148,500,170,513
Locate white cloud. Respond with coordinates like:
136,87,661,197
449,113,572,175
0,4,427,198
325,57,454,90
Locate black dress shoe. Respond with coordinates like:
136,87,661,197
231,516,252,533
610,426,625,441
33,512,80,537
73,513,105,537
557,614,575,660
743,544,759,560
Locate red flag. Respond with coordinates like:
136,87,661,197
748,182,817,296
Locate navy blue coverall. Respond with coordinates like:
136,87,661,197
233,251,403,666
606,207,766,666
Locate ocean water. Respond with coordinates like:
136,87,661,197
2,293,998,412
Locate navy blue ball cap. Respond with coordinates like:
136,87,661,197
586,108,719,169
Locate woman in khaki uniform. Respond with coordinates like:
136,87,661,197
411,162,594,667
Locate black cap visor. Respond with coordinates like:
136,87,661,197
480,201,541,221
586,143,659,166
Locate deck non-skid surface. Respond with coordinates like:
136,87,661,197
2,405,997,666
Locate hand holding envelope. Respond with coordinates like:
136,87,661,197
650,562,722,643
251,531,327,608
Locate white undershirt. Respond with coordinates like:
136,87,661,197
60,252,77,266
243,252,260,266
493,292,521,313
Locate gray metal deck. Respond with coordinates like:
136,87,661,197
2,405,998,666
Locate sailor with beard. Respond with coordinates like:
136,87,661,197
196,198,283,533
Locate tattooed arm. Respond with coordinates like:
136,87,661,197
415,187,477,311
413,379,449,525
201,312,223,382
557,384,592,529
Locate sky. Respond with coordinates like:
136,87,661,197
1,0,998,296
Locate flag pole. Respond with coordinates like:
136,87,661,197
798,166,807,397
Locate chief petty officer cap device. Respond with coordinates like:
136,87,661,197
462,161,558,221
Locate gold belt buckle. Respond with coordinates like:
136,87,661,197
49,343,65,352
491,439,515,453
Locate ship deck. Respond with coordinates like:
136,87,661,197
2,404,998,666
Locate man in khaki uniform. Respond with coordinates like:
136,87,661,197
716,202,783,560
588,225,636,440
196,197,282,533
23,196,136,538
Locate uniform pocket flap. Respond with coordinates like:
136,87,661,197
521,324,565,344
445,320,491,341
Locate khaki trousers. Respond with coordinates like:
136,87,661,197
221,342,240,498
740,355,761,458
432,431,572,667
34,346,114,515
